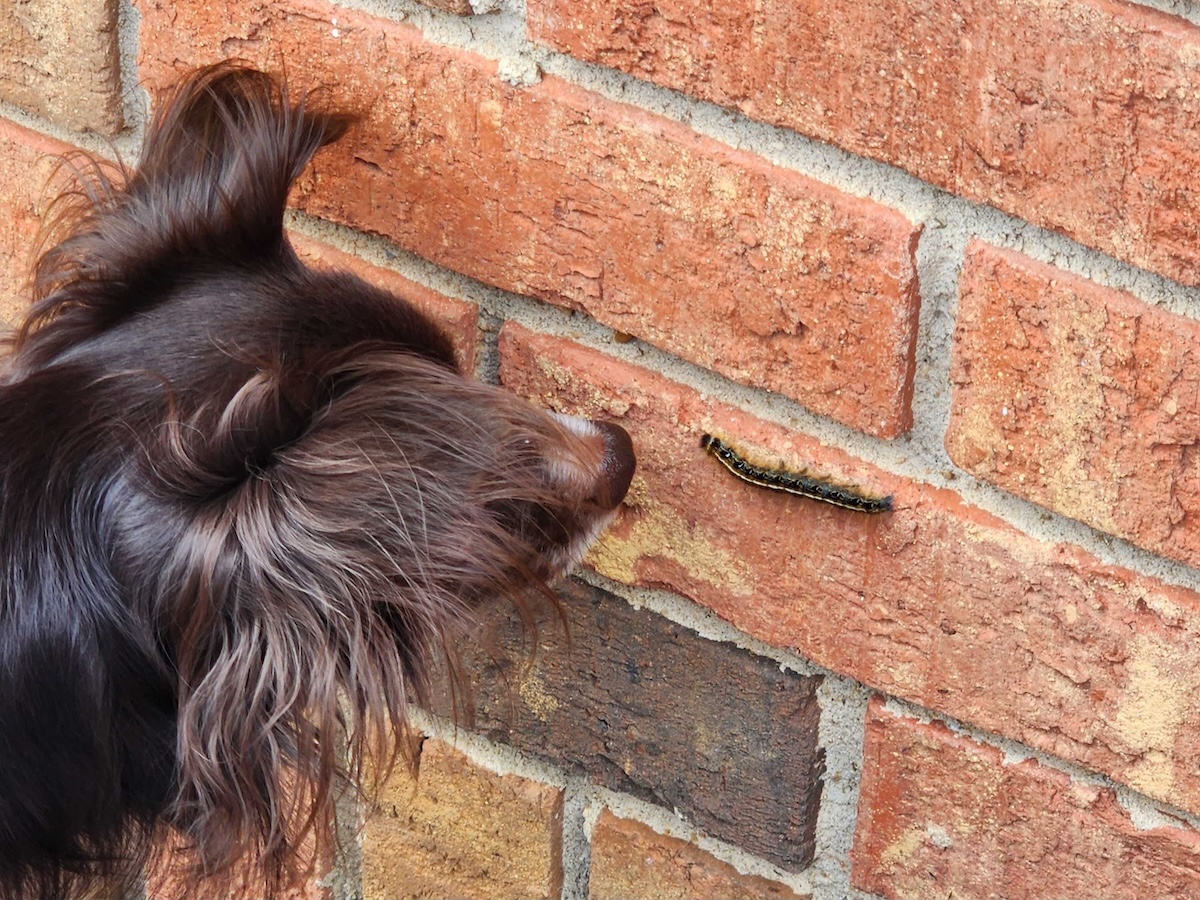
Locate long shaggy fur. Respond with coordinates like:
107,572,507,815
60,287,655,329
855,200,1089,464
0,63,633,899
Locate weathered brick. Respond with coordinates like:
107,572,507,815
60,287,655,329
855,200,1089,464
852,698,1200,900
0,0,122,133
948,242,1200,569
589,811,806,900
135,0,922,437
499,321,1200,818
0,119,75,324
289,234,480,370
433,579,825,872
530,0,1200,287
361,738,563,900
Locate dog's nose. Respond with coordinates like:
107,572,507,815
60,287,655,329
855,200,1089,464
590,420,636,510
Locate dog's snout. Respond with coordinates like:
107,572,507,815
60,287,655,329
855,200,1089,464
546,412,636,510
590,420,635,510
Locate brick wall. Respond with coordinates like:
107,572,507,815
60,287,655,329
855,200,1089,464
4,0,1200,897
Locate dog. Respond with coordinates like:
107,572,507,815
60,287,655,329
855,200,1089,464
0,62,634,900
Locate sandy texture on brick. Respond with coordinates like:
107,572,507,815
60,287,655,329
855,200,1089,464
1,0,122,133
362,739,563,899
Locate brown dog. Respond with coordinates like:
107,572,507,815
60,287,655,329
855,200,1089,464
0,62,633,899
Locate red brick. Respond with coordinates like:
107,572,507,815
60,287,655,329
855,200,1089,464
948,242,1200,569
531,0,1200,287
0,120,77,325
289,234,480,370
361,739,563,900
852,698,1200,900
0,0,122,133
589,811,806,900
499,321,1200,818
135,0,922,437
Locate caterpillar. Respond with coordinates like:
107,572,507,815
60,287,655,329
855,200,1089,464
700,434,893,514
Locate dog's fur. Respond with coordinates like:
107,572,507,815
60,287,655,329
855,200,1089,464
0,62,633,899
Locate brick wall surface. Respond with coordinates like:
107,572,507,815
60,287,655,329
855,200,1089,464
0,0,123,134
362,739,564,899
528,0,1200,288
2,0,1200,898
853,699,1200,900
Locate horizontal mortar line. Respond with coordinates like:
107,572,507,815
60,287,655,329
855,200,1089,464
406,705,572,788
0,101,142,162
287,208,1200,599
575,568,827,680
329,0,529,55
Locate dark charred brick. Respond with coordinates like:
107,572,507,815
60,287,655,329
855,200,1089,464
435,579,825,872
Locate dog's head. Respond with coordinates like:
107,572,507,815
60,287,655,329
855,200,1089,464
5,62,633,896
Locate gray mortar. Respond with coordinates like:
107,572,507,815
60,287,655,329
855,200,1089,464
809,676,880,900
318,726,366,900
116,0,148,139
558,779,592,900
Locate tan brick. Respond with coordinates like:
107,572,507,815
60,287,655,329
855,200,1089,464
0,0,122,133
362,739,563,899
589,811,806,900
852,698,1200,900
498,321,1200,818
0,119,77,325
135,0,922,437
531,0,1200,287
289,234,480,371
948,242,1200,569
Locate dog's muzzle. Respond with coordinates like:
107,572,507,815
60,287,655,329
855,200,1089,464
589,420,636,510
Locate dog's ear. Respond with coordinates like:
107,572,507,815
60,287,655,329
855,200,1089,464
138,351,575,891
122,62,353,264
142,355,467,890
24,63,352,342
